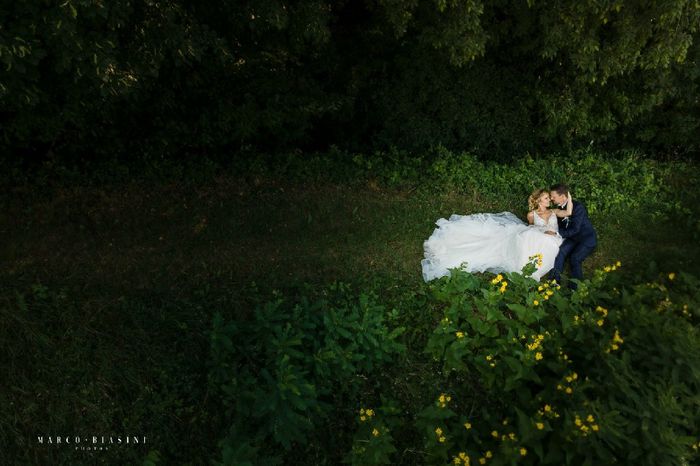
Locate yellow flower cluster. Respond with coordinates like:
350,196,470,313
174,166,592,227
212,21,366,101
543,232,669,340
558,349,571,364
556,372,577,394
526,334,545,351
486,354,496,367
603,261,621,273
529,253,544,268
605,329,624,353
491,424,518,443
453,451,470,465
595,305,608,326
491,274,508,293
438,393,452,408
372,428,380,437
474,451,493,464
537,403,561,420
682,304,691,317
359,407,375,422
574,413,599,436
435,427,446,443
532,280,559,306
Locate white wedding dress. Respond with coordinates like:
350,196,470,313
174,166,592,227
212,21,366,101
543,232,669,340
421,211,563,282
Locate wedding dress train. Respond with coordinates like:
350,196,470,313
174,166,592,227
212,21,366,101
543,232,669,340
421,211,563,282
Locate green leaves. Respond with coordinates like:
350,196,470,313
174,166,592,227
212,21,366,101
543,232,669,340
208,283,406,461
421,264,700,465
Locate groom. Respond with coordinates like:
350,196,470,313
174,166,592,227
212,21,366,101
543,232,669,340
548,183,597,289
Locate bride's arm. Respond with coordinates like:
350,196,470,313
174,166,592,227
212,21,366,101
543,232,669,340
527,211,534,224
554,191,574,217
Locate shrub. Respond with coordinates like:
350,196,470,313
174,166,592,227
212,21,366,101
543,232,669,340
416,259,700,465
207,284,406,464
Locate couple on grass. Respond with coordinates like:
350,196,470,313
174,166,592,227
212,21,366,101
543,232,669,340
421,183,597,289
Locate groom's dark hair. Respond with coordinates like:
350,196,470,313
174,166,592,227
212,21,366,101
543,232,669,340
550,183,569,195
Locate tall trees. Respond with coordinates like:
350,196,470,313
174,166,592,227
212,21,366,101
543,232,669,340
1,0,698,161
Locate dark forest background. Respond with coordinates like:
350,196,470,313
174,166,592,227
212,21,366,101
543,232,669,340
2,0,698,166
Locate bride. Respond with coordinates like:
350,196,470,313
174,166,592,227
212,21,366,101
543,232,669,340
421,189,573,282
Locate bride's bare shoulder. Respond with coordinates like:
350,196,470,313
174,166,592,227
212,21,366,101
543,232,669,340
527,210,534,224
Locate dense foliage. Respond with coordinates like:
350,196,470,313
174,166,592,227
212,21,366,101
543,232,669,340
2,1,698,161
207,260,700,465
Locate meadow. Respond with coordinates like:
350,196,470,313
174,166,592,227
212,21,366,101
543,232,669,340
2,149,699,464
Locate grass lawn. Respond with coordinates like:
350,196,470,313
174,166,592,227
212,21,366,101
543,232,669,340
2,174,698,464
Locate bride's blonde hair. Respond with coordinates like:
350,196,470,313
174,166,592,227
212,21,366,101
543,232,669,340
528,188,548,211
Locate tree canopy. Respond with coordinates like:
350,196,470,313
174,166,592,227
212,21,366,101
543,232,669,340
1,0,698,161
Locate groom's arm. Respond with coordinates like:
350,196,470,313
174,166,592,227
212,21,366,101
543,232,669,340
558,203,588,238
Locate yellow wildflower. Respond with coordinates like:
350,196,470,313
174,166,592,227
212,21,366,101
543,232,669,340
464,421,472,430
591,424,599,432
372,428,380,437
478,458,486,465
604,266,611,272
456,331,465,338
491,430,498,438
491,274,503,284
669,273,676,280
565,387,573,394
439,436,446,443
586,415,594,423
485,451,493,458
533,300,539,306
597,319,604,326
535,352,543,361
575,416,582,426
360,416,366,421
613,330,624,343
536,422,544,430
520,447,527,456
544,404,551,412
508,432,516,440
616,261,621,267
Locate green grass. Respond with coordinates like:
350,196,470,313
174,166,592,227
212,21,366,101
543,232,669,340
1,174,699,464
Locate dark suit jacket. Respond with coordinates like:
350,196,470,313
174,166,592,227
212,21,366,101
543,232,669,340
557,200,597,247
